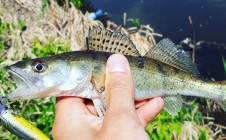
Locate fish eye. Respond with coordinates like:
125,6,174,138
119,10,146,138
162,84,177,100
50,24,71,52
35,63,45,72
32,60,46,72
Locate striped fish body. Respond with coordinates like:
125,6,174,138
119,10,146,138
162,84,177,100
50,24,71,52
68,51,224,101
78,51,226,115
4,26,226,116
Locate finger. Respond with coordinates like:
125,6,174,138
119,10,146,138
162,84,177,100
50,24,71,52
85,99,98,116
57,97,98,116
53,97,101,139
135,99,149,109
105,54,135,112
137,97,164,127
56,96,90,115
101,54,140,138
53,97,88,138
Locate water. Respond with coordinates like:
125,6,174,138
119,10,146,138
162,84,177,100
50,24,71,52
91,0,226,44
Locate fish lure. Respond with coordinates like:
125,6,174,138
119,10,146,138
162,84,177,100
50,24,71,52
0,97,50,140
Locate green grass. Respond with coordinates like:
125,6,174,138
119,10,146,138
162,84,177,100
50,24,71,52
221,55,226,75
32,38,70,57
146,99,206,139
146,110,182,140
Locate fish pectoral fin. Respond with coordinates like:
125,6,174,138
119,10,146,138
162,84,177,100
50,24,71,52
87,26,140,57
146,38,199,76
163,95,183,116
92,98,106,117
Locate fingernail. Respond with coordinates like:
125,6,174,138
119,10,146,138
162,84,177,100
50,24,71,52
107,54,128,73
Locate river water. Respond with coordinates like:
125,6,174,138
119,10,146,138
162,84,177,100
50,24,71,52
91,0,226,44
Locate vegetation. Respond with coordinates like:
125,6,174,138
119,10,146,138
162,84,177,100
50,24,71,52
0,19,71,139
55,0,95,13
42,0,84,12
146,99,211,140
127,18,141,28
32,38,70,57
221,55,226,74
0,1,225,139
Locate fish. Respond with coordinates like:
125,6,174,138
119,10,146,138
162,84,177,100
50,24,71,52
0,97,50,140
4,26,226,117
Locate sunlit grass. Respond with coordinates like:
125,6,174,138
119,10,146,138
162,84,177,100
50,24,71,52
146,98,210,140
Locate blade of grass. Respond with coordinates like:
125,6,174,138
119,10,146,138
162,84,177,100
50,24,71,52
221,55,226,74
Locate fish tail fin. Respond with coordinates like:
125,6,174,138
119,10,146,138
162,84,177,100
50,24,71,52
215,80,226,112
218,101,226,112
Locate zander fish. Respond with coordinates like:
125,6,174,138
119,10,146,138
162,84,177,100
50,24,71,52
4,26,226,116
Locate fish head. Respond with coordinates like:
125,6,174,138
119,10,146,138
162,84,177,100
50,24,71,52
4,57,71,99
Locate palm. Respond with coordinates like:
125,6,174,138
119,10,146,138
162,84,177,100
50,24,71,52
52,97,164,140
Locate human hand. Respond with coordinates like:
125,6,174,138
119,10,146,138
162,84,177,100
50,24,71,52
52,54,164,140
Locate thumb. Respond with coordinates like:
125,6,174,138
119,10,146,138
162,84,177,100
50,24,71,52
105,54,135,112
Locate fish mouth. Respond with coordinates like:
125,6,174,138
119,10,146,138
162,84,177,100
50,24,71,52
4,66,35,99
4,66,32,88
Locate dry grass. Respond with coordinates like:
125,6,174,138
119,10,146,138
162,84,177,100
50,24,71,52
172,121,214,140
0,0,101,66
0,0,159,65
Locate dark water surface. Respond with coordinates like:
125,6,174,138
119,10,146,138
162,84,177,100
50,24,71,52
91,0,226,44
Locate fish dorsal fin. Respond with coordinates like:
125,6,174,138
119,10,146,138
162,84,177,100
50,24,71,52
146,38,199,76
87,26,140,57
163,95,183,116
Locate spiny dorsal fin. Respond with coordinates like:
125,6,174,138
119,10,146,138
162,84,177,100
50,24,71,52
87,26,140,57
146,38,199,76
163,95,183,116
